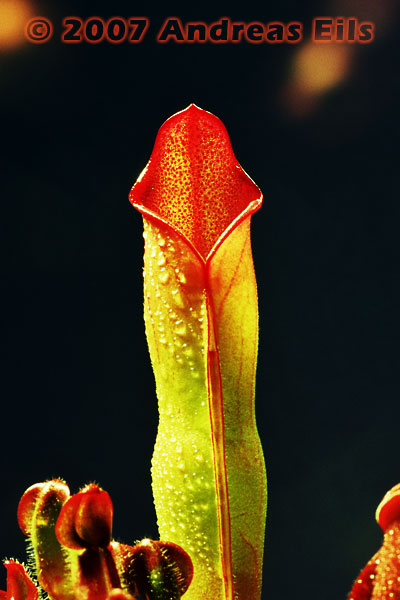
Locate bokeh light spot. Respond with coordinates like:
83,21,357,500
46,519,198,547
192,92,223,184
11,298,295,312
294,42,351,93
280,41,353,117
0,0,33,50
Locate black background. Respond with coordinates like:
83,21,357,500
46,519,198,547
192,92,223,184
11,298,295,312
1,0,400,598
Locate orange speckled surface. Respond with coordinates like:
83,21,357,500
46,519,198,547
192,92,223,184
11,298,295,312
129,104,261,260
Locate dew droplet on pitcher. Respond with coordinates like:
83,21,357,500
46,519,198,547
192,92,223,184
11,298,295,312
171,289,186,309
176,271,187,284
166,242,175,253
157,253,166,267
195,452,204,463
183,345,194,358
173,335,183,349
158,269,170,284
175,321,187,337
190,366,200,379
195,475,205,488
156,232,166,246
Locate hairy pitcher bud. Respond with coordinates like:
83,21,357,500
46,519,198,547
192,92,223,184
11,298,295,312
11,479,193,600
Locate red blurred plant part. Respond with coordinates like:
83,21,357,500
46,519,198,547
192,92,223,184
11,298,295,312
349,483,400,600
0,561,38,600
16,479,193,600
107,589,136,600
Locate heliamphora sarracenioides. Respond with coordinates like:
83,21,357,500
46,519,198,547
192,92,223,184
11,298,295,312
129,104,267,600
2,106,398,600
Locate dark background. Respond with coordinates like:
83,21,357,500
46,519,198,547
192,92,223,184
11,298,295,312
1,0,400,598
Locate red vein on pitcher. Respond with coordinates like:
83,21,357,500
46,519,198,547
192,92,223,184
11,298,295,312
206,296,233,600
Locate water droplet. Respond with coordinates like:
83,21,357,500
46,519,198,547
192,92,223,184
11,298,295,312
175,321,187,336
183,345,194,358
177,271,186,284
157,254,166,266
158,269,170,284
171,289,185,309
173,336,182,348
